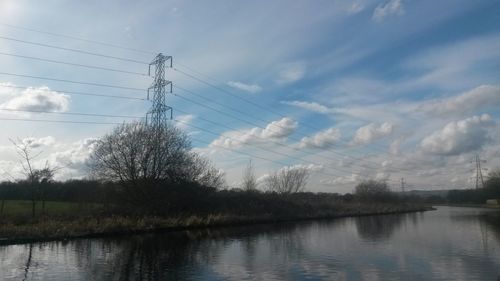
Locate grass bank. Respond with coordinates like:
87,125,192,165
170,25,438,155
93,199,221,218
0,200,100,218
0,201,432,245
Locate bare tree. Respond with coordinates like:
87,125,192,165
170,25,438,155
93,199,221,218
11,138,56,218
264,166,309,194
89,122,225,205
182,153,226,189
241,160,258,191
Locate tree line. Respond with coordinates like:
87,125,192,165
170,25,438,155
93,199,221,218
447,170,500,204
1,121,432,219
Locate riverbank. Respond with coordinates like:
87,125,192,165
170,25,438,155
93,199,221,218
0,204,432,245
434,203,500,209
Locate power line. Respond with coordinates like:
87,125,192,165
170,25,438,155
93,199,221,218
175,61,222,84
174,106,414,180
0,108,141,119
0,106,373,181
0,22,471,186
174,67,291,119
0,75,464,184
0,117,126,125
0,35,149,64
0,111,446,186
185,132,376,182
187,134,403,186
174,65,411,158
0,66,414,175
0,51,149,77
173,85,469,179
0,71,145,91
174,118,367,178
0,22,155,55
173,76,456,177
0,84,146,101
174,85,407,173
174,106,385,176
0,21,423,170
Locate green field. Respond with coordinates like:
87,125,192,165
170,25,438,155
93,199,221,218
0,200,100,218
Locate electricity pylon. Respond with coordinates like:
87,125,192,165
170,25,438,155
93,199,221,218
473,154,487,189
146,53,173,128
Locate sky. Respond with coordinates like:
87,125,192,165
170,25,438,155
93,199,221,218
0,0,499,193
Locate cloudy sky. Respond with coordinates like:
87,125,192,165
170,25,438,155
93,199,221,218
0,0,499,193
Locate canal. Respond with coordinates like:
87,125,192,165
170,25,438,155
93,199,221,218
1,206,499,280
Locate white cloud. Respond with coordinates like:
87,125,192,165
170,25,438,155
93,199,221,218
281,100,333,114
0,86,70,112
276,62,306,84
417,85,500,117
175,114,196,130
227,81,262,93
0,136,98,180
261,117,298,138
372,0,404,22
351,122,394,145
321,173,360,185
210,117,297,149
48,138,99,179
285,163,324,172
0,82,16,97
420,114,495,156
298,128,341,149
21,136,56,149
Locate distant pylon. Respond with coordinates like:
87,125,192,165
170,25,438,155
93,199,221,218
401,177,405,193
474,154,486,189
146,53,173,128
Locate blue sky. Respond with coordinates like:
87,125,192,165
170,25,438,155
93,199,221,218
0,0,499,193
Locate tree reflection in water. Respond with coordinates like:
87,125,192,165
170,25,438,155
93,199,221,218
354,213,413,242
22,244,33,281
72,232,214,281
70,220,341,281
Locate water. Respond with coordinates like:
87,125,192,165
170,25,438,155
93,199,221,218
1,206,500,281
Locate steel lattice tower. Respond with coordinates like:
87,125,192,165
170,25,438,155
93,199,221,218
474,154,486,189
146,53,173,128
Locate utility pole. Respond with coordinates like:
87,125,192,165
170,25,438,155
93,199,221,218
146,53,173,128
473,154,486,189
400,177,406,193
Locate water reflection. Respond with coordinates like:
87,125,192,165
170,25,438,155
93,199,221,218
478,212,500,243
72,222,338,281
73,232,221,280
354,213,411,242
22,244,33,281
1,207,500,281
